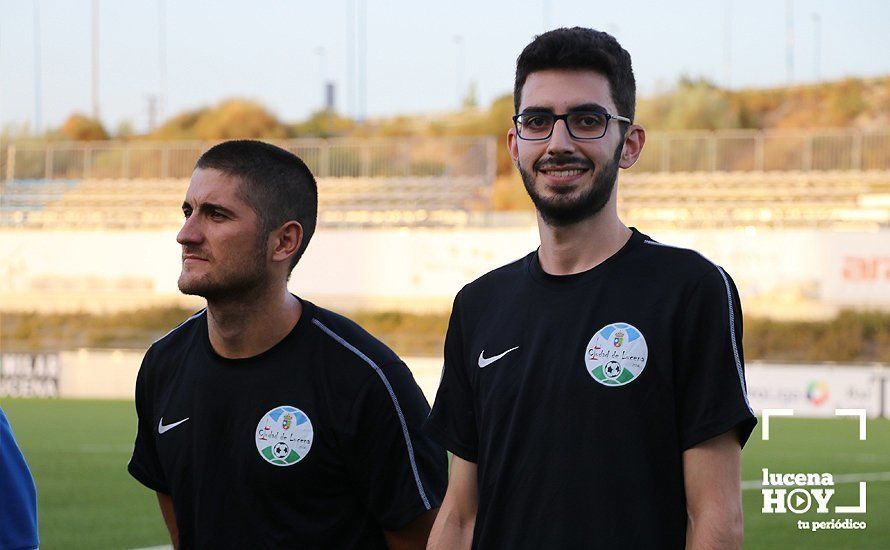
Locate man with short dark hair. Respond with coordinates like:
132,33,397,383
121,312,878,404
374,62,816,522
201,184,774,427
128,140,446,549
425,28,756,549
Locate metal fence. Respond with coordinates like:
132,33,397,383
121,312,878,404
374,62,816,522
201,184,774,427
631,129,890,172
2,130,889,182
1,137,496,182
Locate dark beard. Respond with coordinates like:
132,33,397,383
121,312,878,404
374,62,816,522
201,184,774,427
177,241,269,303
180,265,268,304
519,144,622,227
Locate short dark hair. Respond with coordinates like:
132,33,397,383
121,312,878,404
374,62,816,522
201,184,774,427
195,140,318,270
514,27,636,123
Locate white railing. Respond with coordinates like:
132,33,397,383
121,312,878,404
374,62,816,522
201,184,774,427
1,136,497,182
631,129,890,172
2,130,889,182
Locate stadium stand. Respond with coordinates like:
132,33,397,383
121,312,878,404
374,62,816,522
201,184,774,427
2,131,889,230
0,176,488,229
0,137,494,229
619,171,890,230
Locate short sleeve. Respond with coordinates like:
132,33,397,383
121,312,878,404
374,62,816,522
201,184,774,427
423,291,479,462
345,361,447,530
127,350,169,493
675,267,757,450
0,408,39,550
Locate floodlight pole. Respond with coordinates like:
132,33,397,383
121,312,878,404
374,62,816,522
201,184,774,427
723,0,732,89
159,0,167,121
357,0,367,122
785,0,794,84
315,47,328,110
453,35,464,109
33,0,43,133
346,0,355,120
92,0,100,121
811,12,821,82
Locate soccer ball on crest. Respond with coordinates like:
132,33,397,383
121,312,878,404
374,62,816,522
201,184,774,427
273,442,290,458
604,361,622,379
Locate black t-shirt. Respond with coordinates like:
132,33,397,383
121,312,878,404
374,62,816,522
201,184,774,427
424,228,757,549
128,299,447,549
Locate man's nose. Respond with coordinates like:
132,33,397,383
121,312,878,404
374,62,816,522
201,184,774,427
546,119,577,155
176,214,202,246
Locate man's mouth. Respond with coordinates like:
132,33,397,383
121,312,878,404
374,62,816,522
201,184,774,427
539,167,588,177
182,253,209,262
537,165,591,184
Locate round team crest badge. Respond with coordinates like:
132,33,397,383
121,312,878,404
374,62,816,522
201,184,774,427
255,405,313,466
584,322,648,386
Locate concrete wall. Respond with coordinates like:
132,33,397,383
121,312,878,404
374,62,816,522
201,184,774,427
746,362,887,418
1,227,889,318
0,350,442,404
3,352,889,420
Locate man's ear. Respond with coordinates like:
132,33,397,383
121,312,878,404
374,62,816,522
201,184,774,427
271,221,303,265
508,126,520,165
619,124,646,169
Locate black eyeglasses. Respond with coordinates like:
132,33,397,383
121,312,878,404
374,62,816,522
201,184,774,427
512,110,632,141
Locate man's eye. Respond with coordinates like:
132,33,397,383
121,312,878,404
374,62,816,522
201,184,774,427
182,210,192,219
209,210,225,220
576,114,605,127
524,115,550,128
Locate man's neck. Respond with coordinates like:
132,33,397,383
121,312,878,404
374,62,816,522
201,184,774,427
206,287,302,359
536,205,632,276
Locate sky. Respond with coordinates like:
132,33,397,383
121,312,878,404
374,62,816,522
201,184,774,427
1,0,890,134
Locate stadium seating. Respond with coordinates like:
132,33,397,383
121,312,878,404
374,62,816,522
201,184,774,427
3,169,888,230
619,171,890,230
0,176,489,229
2,133,889,230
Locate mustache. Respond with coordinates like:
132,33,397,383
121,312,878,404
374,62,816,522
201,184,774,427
534,156,594,171
182,247,211,259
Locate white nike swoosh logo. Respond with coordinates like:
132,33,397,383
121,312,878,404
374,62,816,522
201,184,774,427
158,417,190,434
478,346,519,368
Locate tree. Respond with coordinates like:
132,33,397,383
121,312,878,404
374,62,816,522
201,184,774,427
290,109,355,138
636,77,740,131
115,120,135,140
150,109,206,140
192,99,287,139
59,113,109,141
148,99,287,140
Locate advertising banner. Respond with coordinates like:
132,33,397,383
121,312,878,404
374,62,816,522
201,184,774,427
0,353,60,398
746,363,885,418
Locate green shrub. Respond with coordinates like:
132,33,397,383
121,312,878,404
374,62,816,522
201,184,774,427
3,308,888,362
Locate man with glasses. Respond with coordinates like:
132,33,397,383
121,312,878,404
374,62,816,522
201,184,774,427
425,28,756,549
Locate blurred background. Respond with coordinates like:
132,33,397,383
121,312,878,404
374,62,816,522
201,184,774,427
1,0,889,548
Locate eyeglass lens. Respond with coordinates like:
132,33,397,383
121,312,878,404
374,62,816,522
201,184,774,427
518,112,608,139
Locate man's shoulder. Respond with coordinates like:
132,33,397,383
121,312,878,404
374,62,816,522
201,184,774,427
306,305,421,406
307,303,402,371
460,252,533,297
145,309,206,362
634,234,728,285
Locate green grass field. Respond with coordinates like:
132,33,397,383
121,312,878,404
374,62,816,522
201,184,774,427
2,398,889,549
